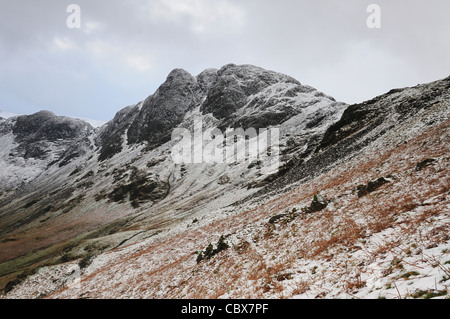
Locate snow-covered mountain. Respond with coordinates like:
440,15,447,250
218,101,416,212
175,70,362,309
0,65,449,299
0,64,345,257
0,111,96,196
0,110,105,127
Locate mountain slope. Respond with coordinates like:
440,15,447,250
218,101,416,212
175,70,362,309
37,112,448,300
0,68,448,299
261,75,450,196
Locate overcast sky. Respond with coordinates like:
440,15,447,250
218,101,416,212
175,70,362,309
0,0,449,121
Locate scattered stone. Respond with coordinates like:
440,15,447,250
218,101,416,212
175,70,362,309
276,273,293,282
309,194,328,213
268,214,288,224
357,177,390,197
196,235,230,264
247,160,262,169
217,174,230,185
302,194,329,214
415,158,437,171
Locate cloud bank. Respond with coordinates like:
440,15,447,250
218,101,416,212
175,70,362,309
0,0,449,121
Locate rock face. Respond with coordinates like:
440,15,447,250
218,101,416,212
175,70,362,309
200,64,299,121
106,167,170,208
127,69,202,147
199,64,338,131
97,105,140,161
319,76,450,153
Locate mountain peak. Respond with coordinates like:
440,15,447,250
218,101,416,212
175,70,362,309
165,68,194,82
97,63,343,160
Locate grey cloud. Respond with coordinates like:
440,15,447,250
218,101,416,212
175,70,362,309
0,0,449,120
